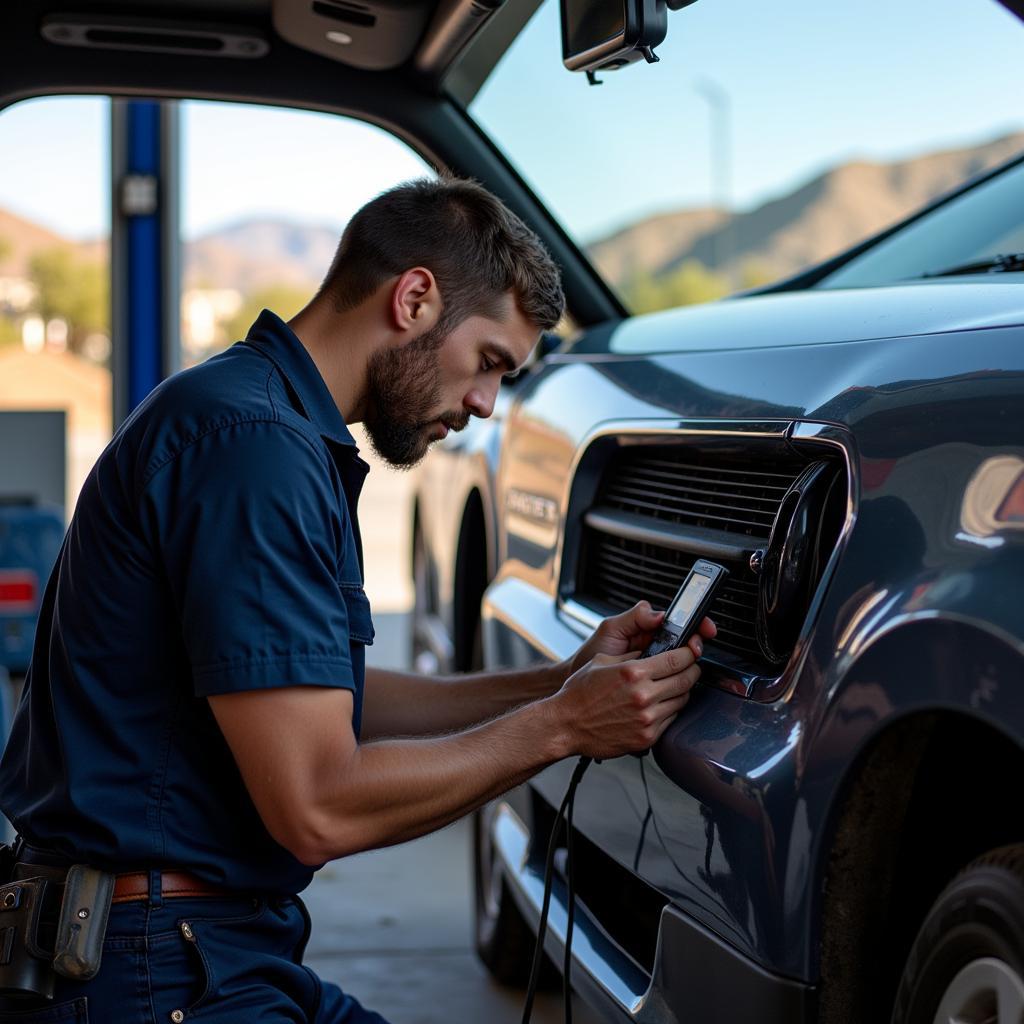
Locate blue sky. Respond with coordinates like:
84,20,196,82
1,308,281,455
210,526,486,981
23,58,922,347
0,0,1021,246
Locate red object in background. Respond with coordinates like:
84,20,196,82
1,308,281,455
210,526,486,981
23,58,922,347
0,571,37,613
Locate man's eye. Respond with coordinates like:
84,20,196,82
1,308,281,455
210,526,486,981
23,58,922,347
481,357,495,373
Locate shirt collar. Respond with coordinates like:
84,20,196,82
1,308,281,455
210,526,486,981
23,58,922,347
244,309,356,448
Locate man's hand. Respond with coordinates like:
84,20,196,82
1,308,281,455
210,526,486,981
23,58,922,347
563,600,717,679
548,645,704,759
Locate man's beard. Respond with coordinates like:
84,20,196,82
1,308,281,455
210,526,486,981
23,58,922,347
363,322,470,469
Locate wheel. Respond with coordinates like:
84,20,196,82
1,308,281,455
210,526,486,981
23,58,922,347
892,844,1024,1024
473,803,558,989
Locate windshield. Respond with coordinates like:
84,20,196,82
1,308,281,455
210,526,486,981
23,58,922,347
819,158,1024,288
468,0,1024,314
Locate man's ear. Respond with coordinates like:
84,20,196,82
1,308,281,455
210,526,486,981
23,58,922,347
391,267,441,333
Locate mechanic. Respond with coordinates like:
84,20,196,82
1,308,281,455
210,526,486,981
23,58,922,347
0,177,714,1023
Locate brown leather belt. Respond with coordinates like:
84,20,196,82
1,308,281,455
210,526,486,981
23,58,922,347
111,870,230,905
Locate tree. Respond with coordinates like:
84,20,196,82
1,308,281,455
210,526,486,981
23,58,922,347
27,247,109,351
225,283,313,343
738,258,777,291
662,260,729,307
621,259,729,314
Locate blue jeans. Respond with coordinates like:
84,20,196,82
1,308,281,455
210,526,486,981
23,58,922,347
0,890,389,1023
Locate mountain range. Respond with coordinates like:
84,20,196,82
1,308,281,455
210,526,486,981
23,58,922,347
1,129,1021,294
587,130,1024,287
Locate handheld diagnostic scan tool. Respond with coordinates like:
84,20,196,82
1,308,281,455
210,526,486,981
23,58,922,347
643,559,728,658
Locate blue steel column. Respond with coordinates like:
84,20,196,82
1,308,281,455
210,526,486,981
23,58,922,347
111,100,181,424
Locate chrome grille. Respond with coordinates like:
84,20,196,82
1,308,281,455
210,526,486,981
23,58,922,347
599,449,805,540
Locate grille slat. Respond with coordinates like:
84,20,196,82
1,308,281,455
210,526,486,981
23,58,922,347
608,480,785,511
605,486,777,524
597,450,804,542
614,465,792,494
601,495,776,533
635,457,798,481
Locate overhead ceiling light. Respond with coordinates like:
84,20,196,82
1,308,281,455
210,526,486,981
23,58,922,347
326,29,353,44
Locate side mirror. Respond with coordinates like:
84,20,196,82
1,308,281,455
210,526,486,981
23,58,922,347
561,0,698,77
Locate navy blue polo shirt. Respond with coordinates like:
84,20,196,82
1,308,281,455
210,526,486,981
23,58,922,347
0,310,374,894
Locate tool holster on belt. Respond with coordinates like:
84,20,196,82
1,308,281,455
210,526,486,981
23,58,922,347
0,844,115,1001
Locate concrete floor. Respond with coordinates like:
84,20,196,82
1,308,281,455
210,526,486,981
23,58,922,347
304,611,569,1024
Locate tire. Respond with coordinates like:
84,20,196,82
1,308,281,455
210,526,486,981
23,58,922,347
892,843,1024,1024
473,804,558,989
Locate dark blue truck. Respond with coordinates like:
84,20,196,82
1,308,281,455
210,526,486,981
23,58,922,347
420,150,1024,1022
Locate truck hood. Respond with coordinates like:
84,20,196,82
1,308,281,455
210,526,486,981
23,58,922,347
590,281,1024,355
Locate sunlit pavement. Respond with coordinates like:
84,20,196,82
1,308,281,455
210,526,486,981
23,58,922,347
304,611,571,1023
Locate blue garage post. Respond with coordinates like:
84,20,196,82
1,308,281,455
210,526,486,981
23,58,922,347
110,100,181,423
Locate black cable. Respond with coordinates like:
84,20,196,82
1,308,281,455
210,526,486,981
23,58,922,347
520,756,592,1024
562,773,578,1024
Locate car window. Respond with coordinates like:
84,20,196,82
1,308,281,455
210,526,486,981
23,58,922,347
468,0,1024,313
818,158,1024,288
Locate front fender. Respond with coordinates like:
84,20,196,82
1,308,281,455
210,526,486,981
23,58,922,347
790,613,1024,981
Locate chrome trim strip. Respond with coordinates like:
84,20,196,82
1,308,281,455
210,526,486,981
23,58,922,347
491,803,652,1017
559,597,602,634
484,576,576,662
584,507,758,562
757,421,859,701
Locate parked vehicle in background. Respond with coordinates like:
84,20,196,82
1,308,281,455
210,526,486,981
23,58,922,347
0,499,64,678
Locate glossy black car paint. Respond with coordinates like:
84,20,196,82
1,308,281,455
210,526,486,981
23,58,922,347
477,280,1024,1016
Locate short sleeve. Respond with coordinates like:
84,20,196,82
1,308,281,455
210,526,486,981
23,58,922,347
142,421,356,698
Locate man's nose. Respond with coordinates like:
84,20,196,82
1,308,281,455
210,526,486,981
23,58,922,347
464,384,497,419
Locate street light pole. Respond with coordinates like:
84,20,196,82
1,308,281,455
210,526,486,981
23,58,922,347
694,77,733,289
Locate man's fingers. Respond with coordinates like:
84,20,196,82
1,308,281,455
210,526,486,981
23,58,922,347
644,644,697,679
647,662,701,702
697,616,717,640
592,650,641,668
652,694,691,742
656,689,694,714
671,662,702,693
609,600,664,636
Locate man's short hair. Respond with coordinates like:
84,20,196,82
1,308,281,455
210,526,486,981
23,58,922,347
319,177,565,332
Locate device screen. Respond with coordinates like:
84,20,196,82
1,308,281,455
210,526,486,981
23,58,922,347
667,572,712,629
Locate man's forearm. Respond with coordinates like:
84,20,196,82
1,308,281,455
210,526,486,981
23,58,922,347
302,697,572,862
360,661,567,739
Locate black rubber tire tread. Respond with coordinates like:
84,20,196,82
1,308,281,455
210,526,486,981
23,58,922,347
891,842,1024,1024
